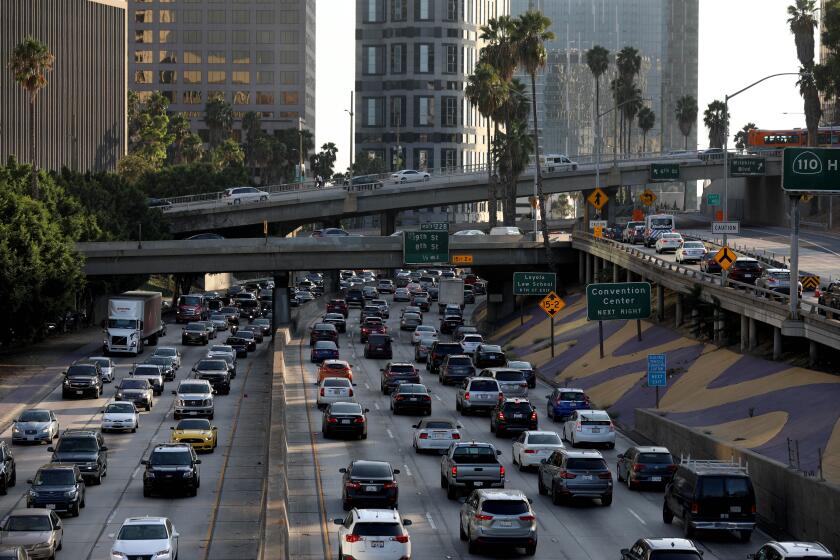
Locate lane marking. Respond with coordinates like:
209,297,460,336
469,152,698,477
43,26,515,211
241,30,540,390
386,429,394,439
130,465,141,480
425,512,437,530
434,394,443,402
403,464,412,477
627,507,646,525
365,383,370,390
374,402,380,410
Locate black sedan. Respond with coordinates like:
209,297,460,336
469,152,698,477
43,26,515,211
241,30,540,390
236,330,258,351
239,325,264,343
339,460,399,510
390,383,432,415
225,336,249,357
182,322,208,345
322,402,368,440
700,253,722,274
321,313,347,333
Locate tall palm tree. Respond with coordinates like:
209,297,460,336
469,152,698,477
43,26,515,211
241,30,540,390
615,47,642,153
515,9,556,267
466,63,507,227
637,107,656,153
480,17,518,81
585,45,610,154
203,94,233,147
168,113,192,164
622,86,644,153
788,0,821,145
703,100,729,149
733,122,757,151
492,118,534,226
493,79,530,225
9,36,55,197
675,95,698,150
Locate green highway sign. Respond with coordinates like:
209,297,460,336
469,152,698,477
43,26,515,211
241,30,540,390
586,282,652,321
729,157,766,177
420,222,448,232
706,193,721,206
783,147,840,192
403,231,449,264
513,272,556,296
650,163,680,182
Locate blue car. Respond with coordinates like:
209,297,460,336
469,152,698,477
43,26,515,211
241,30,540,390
310,341,339,363
546,388,591,422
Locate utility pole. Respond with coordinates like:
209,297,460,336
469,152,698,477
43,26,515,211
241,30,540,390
298,117,305,182
346,91,355,187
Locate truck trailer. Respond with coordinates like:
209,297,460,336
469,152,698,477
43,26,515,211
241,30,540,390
103,291,165,356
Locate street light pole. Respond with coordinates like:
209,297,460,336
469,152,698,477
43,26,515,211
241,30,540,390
345,90,355,187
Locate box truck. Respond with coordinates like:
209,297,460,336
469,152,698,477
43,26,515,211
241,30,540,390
438,278,465,313
103,291,165,355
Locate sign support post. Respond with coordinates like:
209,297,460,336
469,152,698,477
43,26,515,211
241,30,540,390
637,319,642,342
790,196,800,320
598,321,604,358
551,317,555,357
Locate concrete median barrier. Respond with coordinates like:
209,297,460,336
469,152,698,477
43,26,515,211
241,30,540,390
265,327,291,560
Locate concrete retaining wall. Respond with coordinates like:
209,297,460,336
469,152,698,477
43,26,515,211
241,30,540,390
635,409,840,555
265,327,291,560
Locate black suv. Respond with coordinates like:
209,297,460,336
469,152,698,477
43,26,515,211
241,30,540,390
238,299,261,321
0,441,17,495
345,288,365,308
62,364,103,399
663,459,756,541
192,359,231,395
379,363,420,394
364,333,392,359
142,443,201,497
48,430,108,485
490,399,538,437
427,342,463,374
439,354,476,385
26,463,85,516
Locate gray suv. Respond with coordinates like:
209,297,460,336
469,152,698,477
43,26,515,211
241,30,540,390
458,489,537,556
456,378,502,415
537,449,612,506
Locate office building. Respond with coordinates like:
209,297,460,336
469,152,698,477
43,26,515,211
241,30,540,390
354,0,511,172
1,0,127,172
512,0,699,156
128,0,316,139
820,0,837,125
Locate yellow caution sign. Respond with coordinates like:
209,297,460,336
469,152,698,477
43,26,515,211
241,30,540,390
593,226,604,238
452,255,474,265
640,189,657,206
539,291,566,318
714,246,737,271
801,275,820,291
587,187,609,210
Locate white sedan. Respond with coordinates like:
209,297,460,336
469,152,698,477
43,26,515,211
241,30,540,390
675,240,708,264
412,325,438,345
459,333,483,354
512,430,565,469
391,169,430,183
223,186,269,204
654,232,684,254
412,418,462,453
101,401,140,433
452,229,486,236
317,377,355,408
89,356,115,382
562,409,616,448
111,516,179,560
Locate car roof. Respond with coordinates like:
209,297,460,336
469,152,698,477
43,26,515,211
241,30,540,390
562,449,604,458
37,463,78,472
314,341,337,348
579,409,610,418
507,360,531,368
179,379,211,387
352,508,402,522
644,538,700,551
322,359,349,366
766,542,833,557
473,488,528,501
479,344,502,350
122,516,169,525
152,444,193,453
633,446,671,454
418,417,457,425
7,508,51,517
389,362,414,367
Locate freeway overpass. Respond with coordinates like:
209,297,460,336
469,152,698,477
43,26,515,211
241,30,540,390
160,152,783,235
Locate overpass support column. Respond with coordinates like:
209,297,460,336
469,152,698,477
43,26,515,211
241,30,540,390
578,252,585,283
809,341,818,367
380,211,397,236
675,295,683,328
323,270,340,295
740,314,748,352
748,318,757,350
585,253,592,285
593,257,601,283
656,284,665,322
773,327,782,360
626,268,632,283
486,274,516,330
612,263,619,283
272,272,291,329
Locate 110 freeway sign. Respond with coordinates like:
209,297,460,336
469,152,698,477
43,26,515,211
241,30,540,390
783,148,840,192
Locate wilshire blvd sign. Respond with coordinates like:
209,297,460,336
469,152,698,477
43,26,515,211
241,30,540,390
586,282,652,321
783,147,840,192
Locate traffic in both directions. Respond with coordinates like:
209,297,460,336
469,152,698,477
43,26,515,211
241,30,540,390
289,272,769,560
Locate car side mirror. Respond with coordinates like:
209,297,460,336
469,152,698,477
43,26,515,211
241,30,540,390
402,519,412,526
352,383,358,386
496,450,502,456
169,427,175,430
171,390,177,395
333,518,344,525
100,446,108,451
339,468,347,473
364,408,370,413
141,460,149,465
620,549,629,557
617,453,624,459
47,447,54,452
379,368,384,372
393,469,400,475
26,479,32,485
411,424,419,429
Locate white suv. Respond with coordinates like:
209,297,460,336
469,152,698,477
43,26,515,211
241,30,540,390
111,516,179,560
333,509,412,560
749,542,833,559
223,186,269,204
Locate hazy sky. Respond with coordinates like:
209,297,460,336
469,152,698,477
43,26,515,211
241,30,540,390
316,0,812,171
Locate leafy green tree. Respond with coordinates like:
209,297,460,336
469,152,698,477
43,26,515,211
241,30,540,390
116,154,157,185
788,0,822,145
204,94,233,147
637,107,656,153
210,138,245,172
309,142,338,180
734,122,756,151
352,153,388,176
182,133,204,164
675,95,699,150
8,36,54,197
703,100,729,148
168,113,192,165
138,161,248,199
125,92,173,170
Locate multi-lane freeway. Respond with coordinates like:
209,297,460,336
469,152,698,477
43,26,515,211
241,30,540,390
0,321,272,559
287,293,770,559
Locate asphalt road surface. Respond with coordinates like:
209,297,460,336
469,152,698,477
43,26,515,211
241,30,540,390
289,296,769,559
0,322,272,560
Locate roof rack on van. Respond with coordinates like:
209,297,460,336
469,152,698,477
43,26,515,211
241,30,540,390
679,454,749,475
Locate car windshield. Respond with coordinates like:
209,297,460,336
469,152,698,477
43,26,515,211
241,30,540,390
67,365,97,377
768,271,791,280
185,324,204,332
416,326,435,332
19,410,50,422
566,458,607,470
481,500,529,515
210,346,232,353
197,361,226,371
121,379,149,389
424,421,455,429
397,385,425,394
220,307,238,315
436,344,462,354
559,392,586,401
735,260,761,270
463,335,482,342
663,234,681,239
324,378,351,387
469,380,499,391
150,451,193,466
155,348,176,357
106,403,135,414
56,437,98,452
650,218,672,227
117,524,168,540
133,367,159,376
351,463,392,478
314,342,336,350
34,469,75,486
146,357,168,365
403,313,420,321
179,383,209,394
699,476,752,499
389,365,414,373
448,357,472,366
177,419,211,430
330,403,361,414
637,452,674,464
494,371,524,382
108,318,137,329
211,315,227,322
683,242,705,249
503,402,533,413
4,516,51,532
91,358,110,367
528,434,562,445
352,522,402,537
452,446,497,463
180,296,202,306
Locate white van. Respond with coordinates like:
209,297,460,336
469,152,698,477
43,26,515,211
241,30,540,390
540,154,578,172
643,214,675,247
489,226,523,236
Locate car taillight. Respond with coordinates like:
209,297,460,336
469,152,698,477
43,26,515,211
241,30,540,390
559,471,576,479
419,433,429,439
633,464,646,472
575,422,582,432
345,534,362,543
667,464,678,472
500,465,505,477
463,392,470,401
452,432,460,439
346,481,360,489
451,466,457,477
348,389,354,397
519,515,535,521
320,388,325,396
395,395,404,401
474,514,493,521
751,503,756,514
530,411,538,421
498,393,504,401
497,411,505,420
598,472,612,479
524,449,536,454
691,501,699,514
608,422,615,432
327,417,338,423
393,535,409,544
354,416,365,423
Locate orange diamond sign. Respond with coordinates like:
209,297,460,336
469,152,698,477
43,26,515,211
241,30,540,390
539,291,566,318
587,187,608,210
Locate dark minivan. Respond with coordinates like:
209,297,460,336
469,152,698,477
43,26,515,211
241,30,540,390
663,459,756,541
364,334,392,359
616,446,677,489
427,342,463,374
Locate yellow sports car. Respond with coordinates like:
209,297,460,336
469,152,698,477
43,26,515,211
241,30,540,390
169,418,218,452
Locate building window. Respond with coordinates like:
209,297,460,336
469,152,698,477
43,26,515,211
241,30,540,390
278,50,295,64
208,51,226,64
415,0,432,21
443,96,458,126
390,96,405,127
183,71,202,84
134,70,152,84
390,44,405,74
414,148,433,170
134,50,152,63
257,10,276,23
278,10,298,23
257,92,275,105
391,0,406,21
232,71,250,85
416,44,433,74
257,71,274,84
161,91,175,104
233,91,251,105
257,51,275,64
232,10,249,24
364,97,384,127
183,91,202,105
159,9,175,23
442,148,457,169
208,71,226,84
183,51,201,64
183,10,201,24
159,50,177,64
364,46,384,75
282,92,299,104
208,10,225,24
134,30,152,43
280,71,299,84
208,31,225,44
444,44,457,74
365,0,385,23
279,31,298,43
233,50,250,64
416,96,434,126
183,30,201,44
158,70,177,84
159,30,176,43
134,10,152,23
257,31,274,44
446,0,458,21
232,30,249,44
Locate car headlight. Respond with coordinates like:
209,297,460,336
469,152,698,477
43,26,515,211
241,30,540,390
145,471,155,479
111,552,128,560
153,549,172,559
32,542,52,550
12,426,20,433
203,399,212,406
115,392,124,399
65,490,77,498
182,471,193,478
40,427,49,432
28,490,37,498
176,399,185,406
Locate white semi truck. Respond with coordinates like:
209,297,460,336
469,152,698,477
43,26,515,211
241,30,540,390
103,291,165,356
438,278,465,313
